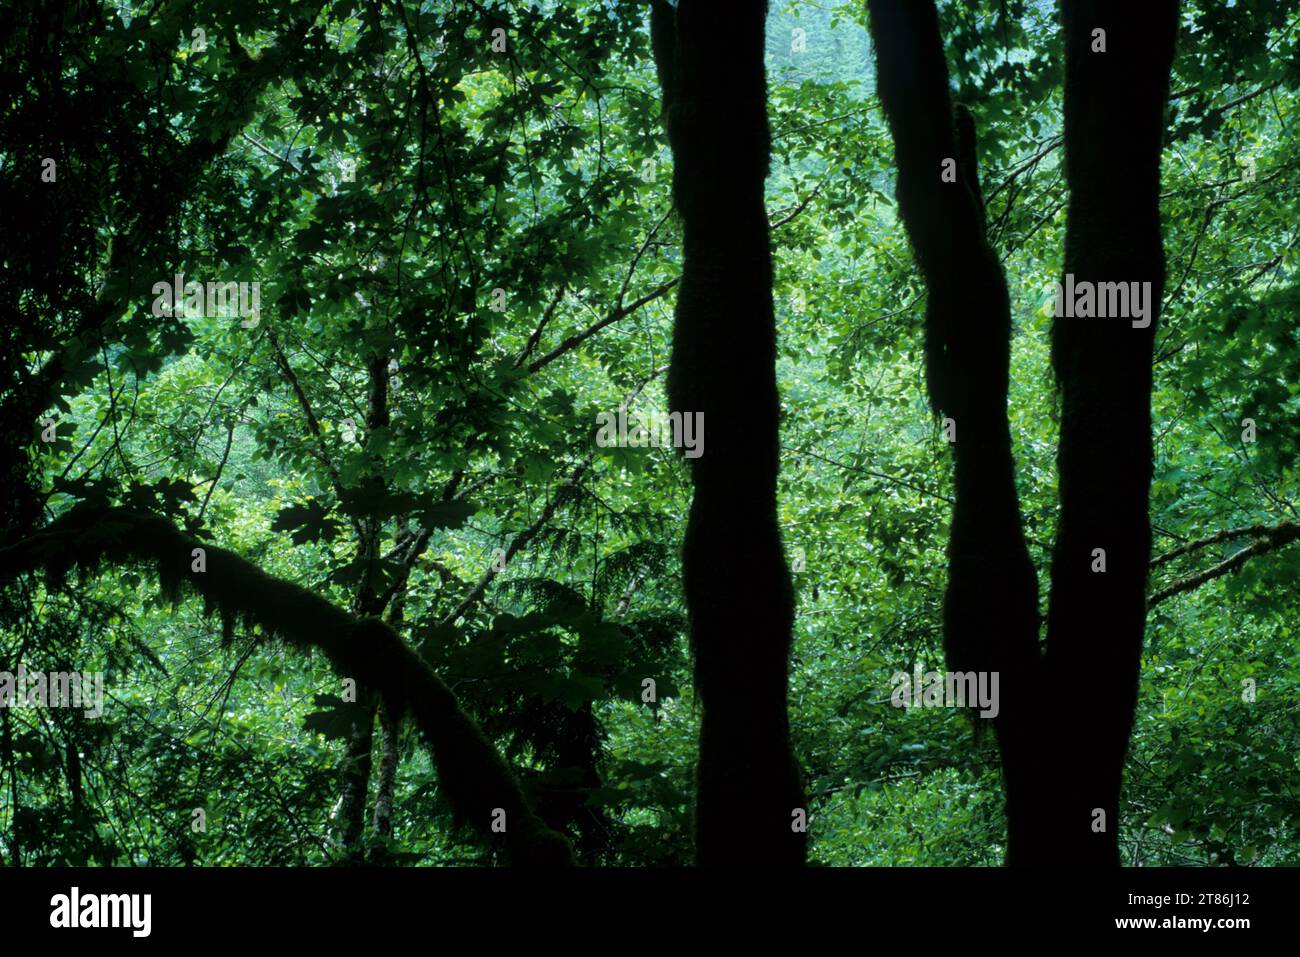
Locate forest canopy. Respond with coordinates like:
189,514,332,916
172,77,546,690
1,0,1298,868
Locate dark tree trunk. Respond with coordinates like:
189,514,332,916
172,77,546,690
867,0,1043,866
367,578,409,865
367,702,399,863
1044,0,1179,866
334,353,392,861
334,693,377,860
868,0,1178,865
651,0,806,865
534,702,609,864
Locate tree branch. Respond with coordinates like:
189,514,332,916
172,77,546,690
1148,521,1300,608
521,188,818,375
438,367,665,628
1150,519,1300,567
525,278,680,374
264,328,352,516
0,506,573,866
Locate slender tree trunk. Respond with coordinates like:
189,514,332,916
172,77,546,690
368,572,409,864
334,693,377,860
867,0,1043,866
333,354,392,860
368,702,399,861
651,0,806,865
1,707,18,865
1043,0,1178,866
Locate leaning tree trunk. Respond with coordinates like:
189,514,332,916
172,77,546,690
0,506,573,866
651,0,806,865
1043,0,1179,866
866,0,1044,865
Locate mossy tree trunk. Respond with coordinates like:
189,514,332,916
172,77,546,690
868,0,1178,865
652,0,806,866
0,506,574,866
867,0,1044,865
1044,0,1179,866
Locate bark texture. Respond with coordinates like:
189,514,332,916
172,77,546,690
1046,0,1179,865
867,0,1042,865
652,0,806,865
0,506,573,866
868,0,1179,865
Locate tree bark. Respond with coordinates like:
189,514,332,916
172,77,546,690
1148,521,1300,607
868,0,1179,865
867,0,1043,866
368,566,411,864
651,0,806,865
333,354,393,861
1043,0,1179,866
0,506,573,866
